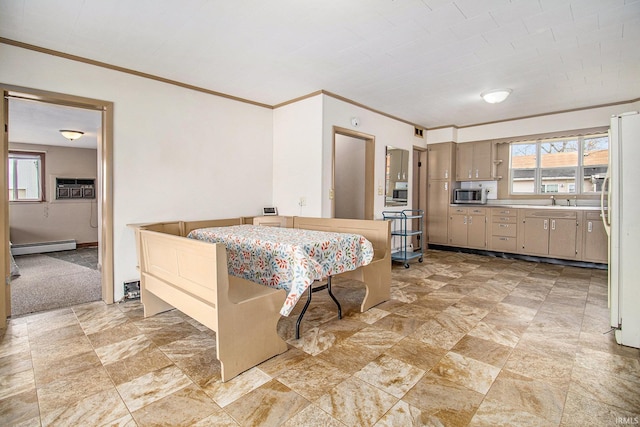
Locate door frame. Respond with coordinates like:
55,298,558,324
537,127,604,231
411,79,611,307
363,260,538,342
332,126,375,220
1,84,114,325
412,146,428,252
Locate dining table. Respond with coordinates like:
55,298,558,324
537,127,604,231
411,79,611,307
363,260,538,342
186,224,374,337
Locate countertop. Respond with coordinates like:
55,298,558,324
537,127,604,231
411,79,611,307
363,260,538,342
450,203,605,211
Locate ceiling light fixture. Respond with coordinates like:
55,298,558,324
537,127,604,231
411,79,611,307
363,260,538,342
60,130,84,141
481,89,512,104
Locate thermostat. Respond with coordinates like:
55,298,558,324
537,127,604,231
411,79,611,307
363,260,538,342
263,207,278,216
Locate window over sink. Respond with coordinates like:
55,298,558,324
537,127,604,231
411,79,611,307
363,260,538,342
509,134,608,195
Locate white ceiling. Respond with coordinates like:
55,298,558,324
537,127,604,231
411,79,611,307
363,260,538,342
2,0,639,132
8,98,101,149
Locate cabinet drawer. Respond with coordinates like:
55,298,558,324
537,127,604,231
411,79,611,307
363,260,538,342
585,211,604,221
491,222,517,237
492,208,516,216
450,207,468,214
469,208,487,215
492,215,517,224
490,236,517,252
525,210,577,219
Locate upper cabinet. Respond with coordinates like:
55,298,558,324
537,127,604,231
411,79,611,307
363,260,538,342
428,142,455,180
456,140,493,181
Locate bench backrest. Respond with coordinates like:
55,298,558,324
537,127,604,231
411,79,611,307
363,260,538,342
182,218,245,236
253,216,292,227
293,216,390,260
138,229,229,330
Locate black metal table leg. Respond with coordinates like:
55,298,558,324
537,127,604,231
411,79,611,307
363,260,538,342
326,276,342,319
295,286,313,339
295,276,342,339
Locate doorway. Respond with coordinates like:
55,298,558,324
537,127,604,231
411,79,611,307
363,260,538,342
332,126,374,220
412,147,427,253
1,85,114,324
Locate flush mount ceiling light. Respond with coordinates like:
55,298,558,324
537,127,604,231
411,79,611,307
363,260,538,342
59,130,84,141
481,89,512,104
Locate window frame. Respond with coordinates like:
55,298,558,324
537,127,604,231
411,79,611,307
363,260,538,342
8,150,46,202
509,134,608,196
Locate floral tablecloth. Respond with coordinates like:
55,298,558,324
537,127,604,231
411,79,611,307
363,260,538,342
187,225,374,316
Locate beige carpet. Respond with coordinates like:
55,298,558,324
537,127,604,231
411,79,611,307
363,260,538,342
10,254,101,317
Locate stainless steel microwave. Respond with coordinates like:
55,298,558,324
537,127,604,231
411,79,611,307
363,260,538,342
453,188,487,204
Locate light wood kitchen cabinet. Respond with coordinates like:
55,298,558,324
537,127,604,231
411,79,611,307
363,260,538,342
448,207,487,248
442,205,605,264
427,142,455,245
583,211,608,263
427,180,451,244
428,142,454,180
520,210,579,259
489,208,518,252
455,141,493,181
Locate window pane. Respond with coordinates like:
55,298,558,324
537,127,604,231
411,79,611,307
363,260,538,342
511,143,537,169
583,166,608,192
583,136,608,166
540,140,578,168
540,167,576,193
9,153,43,201
511,168,535,193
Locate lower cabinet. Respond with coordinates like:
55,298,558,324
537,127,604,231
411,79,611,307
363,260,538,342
443,206,606,265
489,208,517,252
520,210,580,260
427,181,451,245
583,211,608,263
448,207,487,249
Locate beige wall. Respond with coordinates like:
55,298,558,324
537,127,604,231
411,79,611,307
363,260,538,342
9,143,98,245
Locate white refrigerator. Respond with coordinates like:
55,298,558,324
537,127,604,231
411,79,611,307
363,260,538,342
605,111,640,349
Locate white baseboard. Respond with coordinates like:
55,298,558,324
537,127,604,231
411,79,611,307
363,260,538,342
11,240,77,255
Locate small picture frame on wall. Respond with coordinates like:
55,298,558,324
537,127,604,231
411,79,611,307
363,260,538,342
263,207,278,216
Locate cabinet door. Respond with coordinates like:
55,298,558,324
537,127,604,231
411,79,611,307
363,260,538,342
448,214,468,246
549,218,578,259
522,217,549,255
428,143,453,180
427,181,450,244
583,215,608,263
467,215,486,248
456,144,474,180
473,141,493,180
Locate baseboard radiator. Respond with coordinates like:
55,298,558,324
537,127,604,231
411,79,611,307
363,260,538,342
11,240,77,256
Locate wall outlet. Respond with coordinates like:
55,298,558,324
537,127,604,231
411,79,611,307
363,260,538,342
299,196,306,206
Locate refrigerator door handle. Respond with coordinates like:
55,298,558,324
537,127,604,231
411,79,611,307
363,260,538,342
601,173,611,236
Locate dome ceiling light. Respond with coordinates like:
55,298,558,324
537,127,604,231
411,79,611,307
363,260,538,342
480,89,512,104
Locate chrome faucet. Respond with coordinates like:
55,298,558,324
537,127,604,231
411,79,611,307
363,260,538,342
550,195,556,206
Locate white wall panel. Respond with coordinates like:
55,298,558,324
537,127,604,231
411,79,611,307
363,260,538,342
1,44,274,301
272,95,323,217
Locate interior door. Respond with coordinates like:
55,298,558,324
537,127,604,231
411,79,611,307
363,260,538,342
332,127,374,220
335,134,366,219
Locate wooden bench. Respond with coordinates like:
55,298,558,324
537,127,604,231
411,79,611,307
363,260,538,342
292,216,391,312
130,215,390,378
134,226,287,382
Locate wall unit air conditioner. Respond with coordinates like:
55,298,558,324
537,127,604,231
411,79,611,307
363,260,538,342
56,178,95,200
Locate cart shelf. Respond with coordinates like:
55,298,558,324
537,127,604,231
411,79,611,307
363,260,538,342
382,209,424,268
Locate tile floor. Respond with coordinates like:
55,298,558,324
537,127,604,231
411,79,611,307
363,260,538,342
1,249,638,426
44,247,99,271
